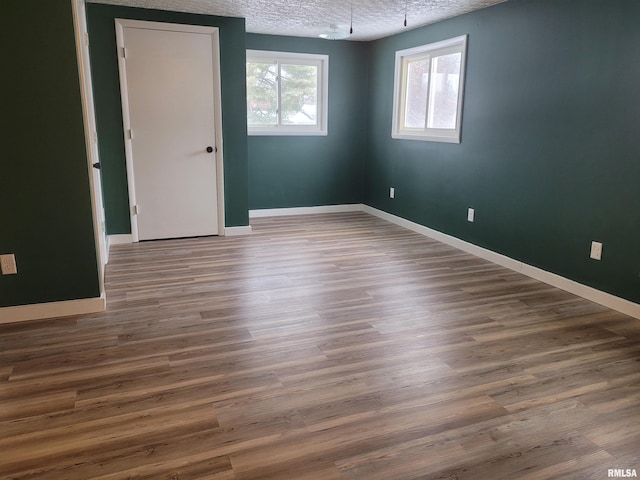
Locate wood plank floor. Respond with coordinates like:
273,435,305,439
1,212,639,479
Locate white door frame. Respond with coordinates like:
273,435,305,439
115,18,226,242
72,0,107,297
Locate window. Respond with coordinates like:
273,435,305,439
392,35,467,143
247,50,328,136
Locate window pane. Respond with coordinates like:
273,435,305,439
280,64,318,125
427,52,461,129
247,61,278,125
404,58,430,129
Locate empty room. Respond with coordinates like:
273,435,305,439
1,0,639,478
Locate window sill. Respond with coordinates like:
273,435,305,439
248,128,328,137
391,132,461,144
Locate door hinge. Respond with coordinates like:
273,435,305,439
133,205,139,215
84,32,90,47
128,129,134,140
122,47,127,59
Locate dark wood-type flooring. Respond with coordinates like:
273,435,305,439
1,212,639,479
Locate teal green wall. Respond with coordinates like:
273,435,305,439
364,0,640,303
0,0,100,308
86,4,249,231
2,0,635,311
246,34,369,209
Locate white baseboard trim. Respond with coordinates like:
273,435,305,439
250,204,364,218
11,207,631,323
224,225,253,236
0,295,106,324
363,205,640,320
108,234,134,245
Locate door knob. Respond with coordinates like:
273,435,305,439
206,146,214,153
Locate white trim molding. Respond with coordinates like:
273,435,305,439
224,226,253,236
0,296,106,324
392,35,467,144
4,205,636,323
115,19,226,242
363,205,640,320
111,230,253,241
109,234,134,245
72,0,108,297
247,50,329,136
250,204,363,218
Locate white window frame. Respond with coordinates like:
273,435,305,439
392,35,468,143
247,50,329,136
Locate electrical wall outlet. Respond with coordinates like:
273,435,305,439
590,241,603,260
390,187,395,199
0,254,17,275
467,208,475,222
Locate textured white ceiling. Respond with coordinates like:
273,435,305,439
87,0,509,41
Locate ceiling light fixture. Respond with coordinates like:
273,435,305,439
350,0,354,34
404,0,408,27
319,24,350,40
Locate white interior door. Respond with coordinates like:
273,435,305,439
117,20,221,241
73,0,107,291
